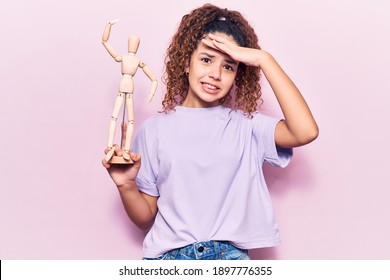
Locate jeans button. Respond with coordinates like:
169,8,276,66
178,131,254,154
198,246,204,253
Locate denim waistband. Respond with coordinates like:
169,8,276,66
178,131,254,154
144,241,250,260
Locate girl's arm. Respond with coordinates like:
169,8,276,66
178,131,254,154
257,51,319,148
117,180,158,231
102,146,158,231
203,34,319,148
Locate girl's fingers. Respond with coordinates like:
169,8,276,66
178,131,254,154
130,152,141,161
204,34,261,67
202,38,228,57
207,33,225,43
102,159,111,169
113,144,123,156
203,34,239,58
207,33,233,48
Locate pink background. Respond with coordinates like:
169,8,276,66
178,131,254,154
1,0,389,259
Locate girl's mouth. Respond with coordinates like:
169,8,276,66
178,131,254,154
202,82,220,94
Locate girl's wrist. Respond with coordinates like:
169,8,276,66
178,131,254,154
256,50,272,67
117,180,137,191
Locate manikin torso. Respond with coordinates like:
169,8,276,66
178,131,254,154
119,54,139,93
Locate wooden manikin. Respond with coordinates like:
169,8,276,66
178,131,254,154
102,19,157,164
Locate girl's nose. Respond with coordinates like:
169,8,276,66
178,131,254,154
208,65,221,81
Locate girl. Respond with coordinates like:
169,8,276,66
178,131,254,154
102,3,318,260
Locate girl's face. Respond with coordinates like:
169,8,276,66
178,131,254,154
182,32,239,108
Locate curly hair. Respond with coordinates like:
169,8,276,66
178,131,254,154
162,3,262,117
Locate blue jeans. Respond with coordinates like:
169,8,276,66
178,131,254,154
143,241,250,260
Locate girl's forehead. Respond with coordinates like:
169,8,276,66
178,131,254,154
205,32,237,44
192,46,237,66
192,33,238,61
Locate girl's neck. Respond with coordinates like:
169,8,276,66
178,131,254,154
181,96,220,108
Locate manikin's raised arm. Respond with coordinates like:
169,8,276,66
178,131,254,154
139,62,158,103
102,19,122,62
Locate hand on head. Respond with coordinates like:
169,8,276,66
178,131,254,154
202,33,262,67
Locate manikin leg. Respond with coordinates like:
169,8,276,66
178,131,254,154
105,92,125,162
123,93,134,160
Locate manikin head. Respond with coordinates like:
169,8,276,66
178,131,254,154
128,35,140,54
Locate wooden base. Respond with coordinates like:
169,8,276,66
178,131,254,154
108,155,134,164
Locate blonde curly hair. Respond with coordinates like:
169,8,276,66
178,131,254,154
162,3,262,117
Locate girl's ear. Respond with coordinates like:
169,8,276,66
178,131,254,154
184,59,190,73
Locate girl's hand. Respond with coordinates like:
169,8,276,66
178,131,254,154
102,147,141,189
102,125,157,231
102,124,141,189
202,33,265,67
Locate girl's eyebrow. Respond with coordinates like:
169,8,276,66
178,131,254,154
199,52,238,65
199,51,215,58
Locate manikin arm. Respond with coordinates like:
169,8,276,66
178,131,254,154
139,62,158,103
102,19,122,62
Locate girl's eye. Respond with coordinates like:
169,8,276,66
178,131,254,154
201,58,211,63
224,65,234,71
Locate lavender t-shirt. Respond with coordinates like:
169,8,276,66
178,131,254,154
132,105,292,258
